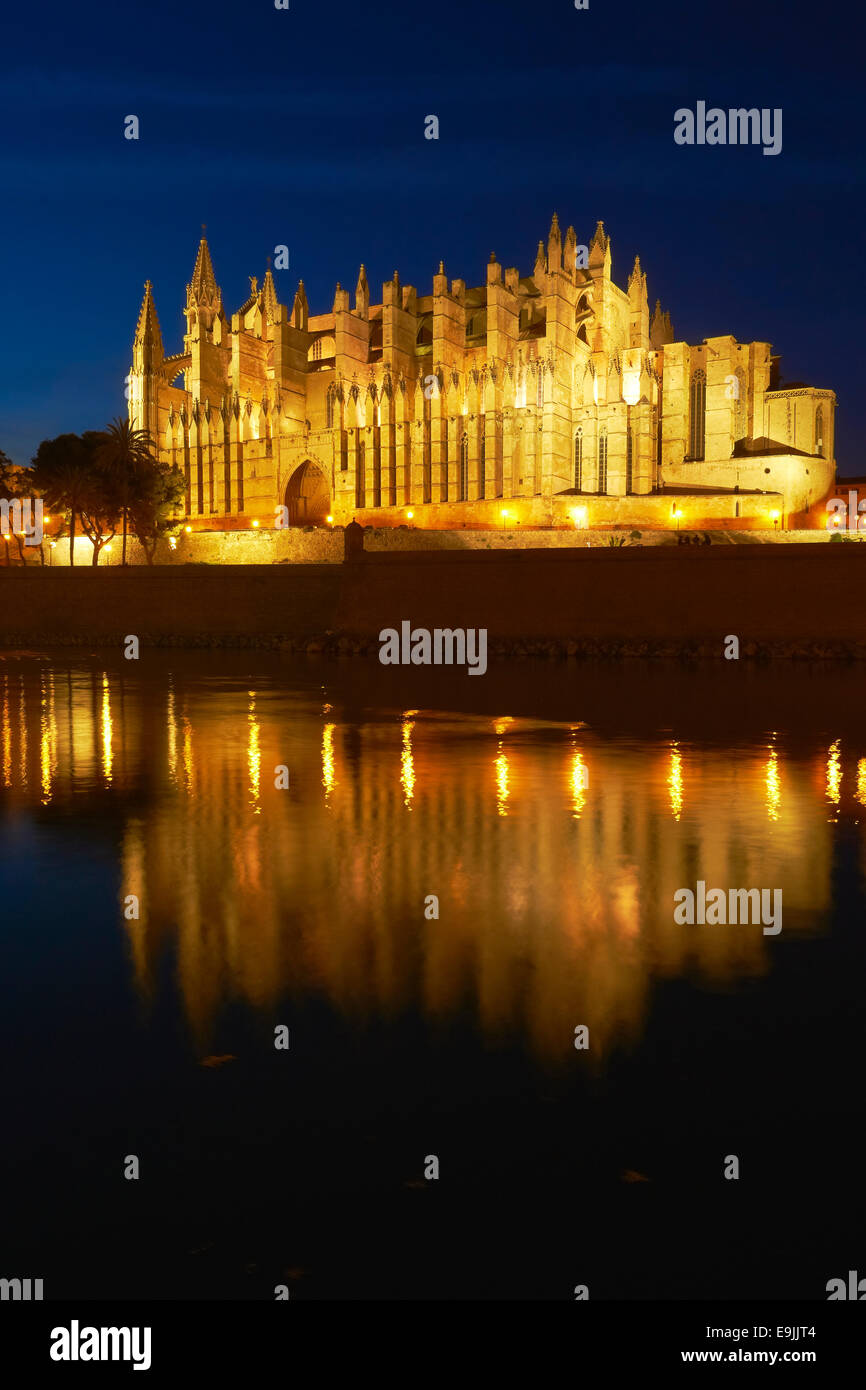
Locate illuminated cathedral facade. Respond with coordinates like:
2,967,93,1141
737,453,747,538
128,219,837,531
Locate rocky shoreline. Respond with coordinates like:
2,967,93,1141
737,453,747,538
2,632,865,661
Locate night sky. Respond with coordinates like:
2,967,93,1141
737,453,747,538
0,0,861,468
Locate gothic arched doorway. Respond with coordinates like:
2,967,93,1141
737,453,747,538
284,460,330,526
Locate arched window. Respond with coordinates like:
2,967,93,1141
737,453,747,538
577,324,588,345
574,429,583,490
815,405,824,457
536,367,544,409
598,428,608,494
422,395,432,504
355,437,365,508
689,368,706,461
734,368,747,441
626,428,633,494
459,431,469,501
311,339,322,361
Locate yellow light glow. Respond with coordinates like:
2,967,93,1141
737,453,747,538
500,509,509,521
674,508,683,519
570,750,588,818
668,744,683,820
1,674,11,788
770,510,780,520
49,541,56,549
168,537,178,550
247,693,261,814
826,739,841,811
406,510,414,520
326,514,334,525
570,506,588,529
40,672,52,806
185,525,192,533
857,758,866,808
181,714,194,795
166,682,177,784
401,718,415,808
101,673,113,785
622,373,640,406
765,745,780,822
252,519,260,528
322,722,336,800
17,679,26,786
495,746,510,817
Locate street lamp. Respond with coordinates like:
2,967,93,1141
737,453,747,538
771,509,780,531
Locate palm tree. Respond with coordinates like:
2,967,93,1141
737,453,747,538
93,418,159,566
31,434,92,567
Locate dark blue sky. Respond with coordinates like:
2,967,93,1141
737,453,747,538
0,0,861,468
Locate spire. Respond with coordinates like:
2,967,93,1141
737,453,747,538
589,220,611,277
590,220,608,252
628,254,642,286
355,264,369,318
186,232,221,330
534,239,546,282
563,225,577,274
547,212,562,272
262,261,279,322
190,235,218,304
133,281,164,369
650,299,673,348
292,280,309,331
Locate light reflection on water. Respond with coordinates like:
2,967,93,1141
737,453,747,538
0,655,862,1064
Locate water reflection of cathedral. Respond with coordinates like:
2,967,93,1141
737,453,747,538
0,659,857,1059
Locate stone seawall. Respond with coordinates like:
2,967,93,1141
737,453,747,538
2,545,865,658
30,523,837,569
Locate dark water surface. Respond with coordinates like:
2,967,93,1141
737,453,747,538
1,650,864,1300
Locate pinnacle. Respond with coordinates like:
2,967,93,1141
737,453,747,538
190,236,218,304
134,280,164,358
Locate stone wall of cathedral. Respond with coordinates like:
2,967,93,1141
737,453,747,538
129,222,836,532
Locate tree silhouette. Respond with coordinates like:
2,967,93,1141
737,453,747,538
93,418,160,566
31,434,92,567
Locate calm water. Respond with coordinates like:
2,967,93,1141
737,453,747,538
1,650,864,1299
